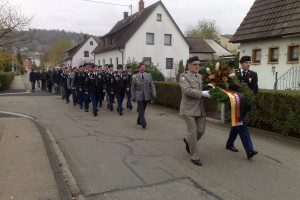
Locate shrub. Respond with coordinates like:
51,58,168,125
0,72,15,90
154,82,300,138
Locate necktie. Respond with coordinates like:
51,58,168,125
195,74,198,79
141,73,144,80
242,71,246,77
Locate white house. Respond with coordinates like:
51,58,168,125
92,0,189,79
219,34,240,56
63,35,98,67
231,0,300,90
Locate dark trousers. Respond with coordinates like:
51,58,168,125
77,89,83,108
41,80,46,90
226,120,254,153
47,82,52,92
83,92,90,110
116,91,125,113
98,90,105,107
137,100,148,124
90,93,100,113
63,85,70,102
107,91,114,109
71,89,77,105
31,81,36,91
126,90,132,109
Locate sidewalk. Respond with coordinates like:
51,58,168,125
0,76,61,199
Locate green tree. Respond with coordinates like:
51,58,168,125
176,60,184,82
48,37,73,66
185,19,221,41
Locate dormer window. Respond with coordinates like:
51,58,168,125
90,41,93,45
157,13,162,21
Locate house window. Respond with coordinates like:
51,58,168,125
157,13,162,21
90,41,93,45
287,45,299,63
103,59,105,66
146,33,154,45
98,60,100,66
110,58,112,64
166,58,173,69
84,51,89,57
110,35,116,45
164,34,172,46
268,47,279,63
143,57,152,66
252,49,261,64
116,57,119,66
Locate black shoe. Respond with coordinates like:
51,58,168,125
119,112,122,115
110,108,113,111
191,159,202,166
226,146,239,152
80,106,83,109
93,112,97,116
247,150,258,159
183,138,190,154
142,123,146,128
85,109,88,112
129,106,133,110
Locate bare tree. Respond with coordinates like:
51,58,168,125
0,0,33,48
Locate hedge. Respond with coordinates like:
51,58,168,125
0,72,14,90
154,81,300,139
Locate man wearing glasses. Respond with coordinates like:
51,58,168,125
225,55,258,159
179,56,209,166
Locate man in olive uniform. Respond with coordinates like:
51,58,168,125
131,63,156,128
179,56,209,166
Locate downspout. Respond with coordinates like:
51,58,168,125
119,47,124,65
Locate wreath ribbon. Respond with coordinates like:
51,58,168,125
222,89,246,126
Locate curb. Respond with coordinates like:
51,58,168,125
0,111,84,200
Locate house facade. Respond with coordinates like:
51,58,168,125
231,0,300,90
93,0,189,79
219,34,240,55
186,37,215,61
63,35,98,67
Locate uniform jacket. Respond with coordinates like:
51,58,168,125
87,71,106,94
131,72,156,101
29,71,36,82
67,72,76,90
105,71,115,92
111,72,129,94
235,68,258,94
179,71,206,117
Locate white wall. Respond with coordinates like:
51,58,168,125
94,49,123,69
66,37,98,67
125,4,189,78
240,37,300,89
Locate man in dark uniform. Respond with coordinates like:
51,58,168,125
125,65,133,110
112,65,130,115
51,67,60,95
97,65,105,108
87,65,105,116
29,68,36,92
76,66,85,109
81,64,91,112
67,67,78,106
105,64,115,111
61,67,70,104
46,68,53,93
225,55,259,159
40,69,47,91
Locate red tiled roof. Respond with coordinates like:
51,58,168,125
231,0,300,43
186,37,215,53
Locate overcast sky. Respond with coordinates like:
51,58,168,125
10,0,255,36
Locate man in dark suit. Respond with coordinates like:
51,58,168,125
29,68,36,92
225,56,259,159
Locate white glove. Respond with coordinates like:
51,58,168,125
202,91,211,98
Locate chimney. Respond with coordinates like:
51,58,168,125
139,0,144,12
123,11,129,19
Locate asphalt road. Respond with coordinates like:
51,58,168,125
0,75,299,200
